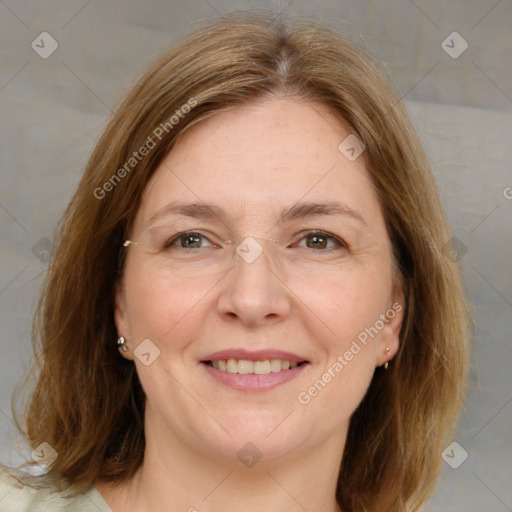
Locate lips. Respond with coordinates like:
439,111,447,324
201,349,309,391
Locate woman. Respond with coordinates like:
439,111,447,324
1,12,469,512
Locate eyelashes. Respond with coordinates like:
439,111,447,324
295,230,348,251
164,231,210,250
164,230,349,252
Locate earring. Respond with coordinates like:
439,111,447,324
117,336,128,352
384,347,390,369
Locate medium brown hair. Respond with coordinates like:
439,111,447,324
15,12,469,511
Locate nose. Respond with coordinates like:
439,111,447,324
217,238,291,327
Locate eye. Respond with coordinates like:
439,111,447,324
164,231,214,249
295,231,348,251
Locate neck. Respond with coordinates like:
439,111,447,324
98,411,346,512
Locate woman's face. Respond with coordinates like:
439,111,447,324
116,96,404,466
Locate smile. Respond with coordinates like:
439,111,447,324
201,351,310,390
203,359,305,374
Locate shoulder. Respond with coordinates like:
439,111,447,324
0,465,111,512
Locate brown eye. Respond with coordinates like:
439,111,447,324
180,234,202,248
165,232,211,249
297,231,347,251
306,233,329,249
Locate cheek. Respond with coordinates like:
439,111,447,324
122,257,208,341
296,263,393,349
297,273,384,423
298,267,392,419
304,356,374,431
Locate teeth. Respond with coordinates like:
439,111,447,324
254,360,270,374
270,359,282,373
210,359,302,374
238,359,254,374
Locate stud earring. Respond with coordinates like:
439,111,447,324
117,336,128,352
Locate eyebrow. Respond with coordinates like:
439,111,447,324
145,200,367,229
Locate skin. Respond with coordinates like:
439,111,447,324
98,96,404,512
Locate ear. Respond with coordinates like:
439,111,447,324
114,280,134,360
376,283,405,366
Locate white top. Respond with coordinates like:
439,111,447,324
0,465,111,512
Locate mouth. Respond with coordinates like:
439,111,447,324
202,359,307,374
200,350,310,391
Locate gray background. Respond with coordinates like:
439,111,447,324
0,1,511,510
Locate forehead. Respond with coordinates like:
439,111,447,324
167,96,356,175
135,97,384,231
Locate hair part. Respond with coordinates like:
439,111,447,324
14,11,469,512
